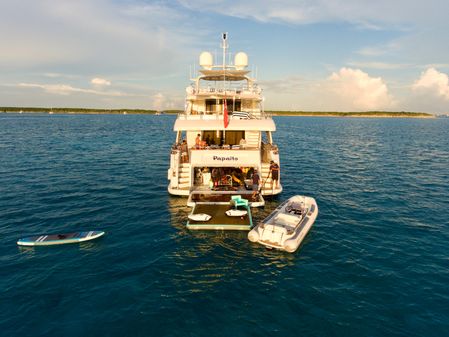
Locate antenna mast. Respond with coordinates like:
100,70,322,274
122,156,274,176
222,32,228,91
222,32,228,68
222,33,228,131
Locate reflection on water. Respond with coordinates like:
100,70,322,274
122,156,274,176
164,194,299,294
167,194,280,248
78,240,106,252
17,246,37,257
167,196,191,238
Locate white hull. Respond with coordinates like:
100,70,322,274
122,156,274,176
248,195,318,253
168,185,283,197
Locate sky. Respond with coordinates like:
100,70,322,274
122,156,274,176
1,0,449,114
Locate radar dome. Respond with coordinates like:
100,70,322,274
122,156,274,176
199,52,213,70
234,52,248,70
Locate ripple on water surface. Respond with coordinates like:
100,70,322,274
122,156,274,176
0,114,448,337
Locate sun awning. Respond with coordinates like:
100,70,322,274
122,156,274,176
198,69,250,81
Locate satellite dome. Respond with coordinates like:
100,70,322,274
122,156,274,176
199,52,213,70
234,52,248,70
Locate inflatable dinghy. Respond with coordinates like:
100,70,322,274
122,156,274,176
248,195,318,253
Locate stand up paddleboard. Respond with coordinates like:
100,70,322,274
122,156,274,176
17,231,105,246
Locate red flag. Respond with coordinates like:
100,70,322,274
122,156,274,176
224,99,229,128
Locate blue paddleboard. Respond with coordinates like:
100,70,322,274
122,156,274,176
17,231,105,246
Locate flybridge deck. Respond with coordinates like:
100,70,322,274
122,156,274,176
186,192,262,230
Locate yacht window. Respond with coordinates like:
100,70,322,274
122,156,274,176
205,99,218,114
203,131,221,145
206,99,242,114
225,131,244,145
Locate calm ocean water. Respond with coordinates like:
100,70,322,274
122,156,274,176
1,113,448,337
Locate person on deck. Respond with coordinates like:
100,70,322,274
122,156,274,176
181,139,189,163
231,170,243,187
269,160,280,190
251,168,261,200
239,137,247,149
195,133,201,149
246,167,254,179
211,167,219,188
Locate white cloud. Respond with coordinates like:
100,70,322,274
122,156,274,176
1,1,448,113
178,0,448,28
0,0,196,73
260,76,306,94
356,41,401,57
152,93,166,111
91,77,111,87
261,68,396,111
423,63,449,70
412,67,449,100
44,73,76,79
147,92,183,110
18,82,131,97
178,0,329,25
326,68,395,110
1,82,184,109
346,61,410,70
123,3,187,22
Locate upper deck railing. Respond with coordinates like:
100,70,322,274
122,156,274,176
177,110,271,119
186,85,261,97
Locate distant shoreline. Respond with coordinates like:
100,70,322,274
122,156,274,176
0,107,437,118
270,111,436,118
0,107,164,115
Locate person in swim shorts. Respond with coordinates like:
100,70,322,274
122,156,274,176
251,168,261,200
269,160,279,190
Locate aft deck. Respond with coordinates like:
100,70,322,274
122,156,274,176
187,189,264,207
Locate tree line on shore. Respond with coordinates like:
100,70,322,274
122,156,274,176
269,110,434,118
0,107,178,114
0,107,434,118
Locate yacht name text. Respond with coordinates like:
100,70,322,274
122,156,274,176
213,155,239,161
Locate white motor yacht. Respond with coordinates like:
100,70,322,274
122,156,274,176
167,33,282,200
